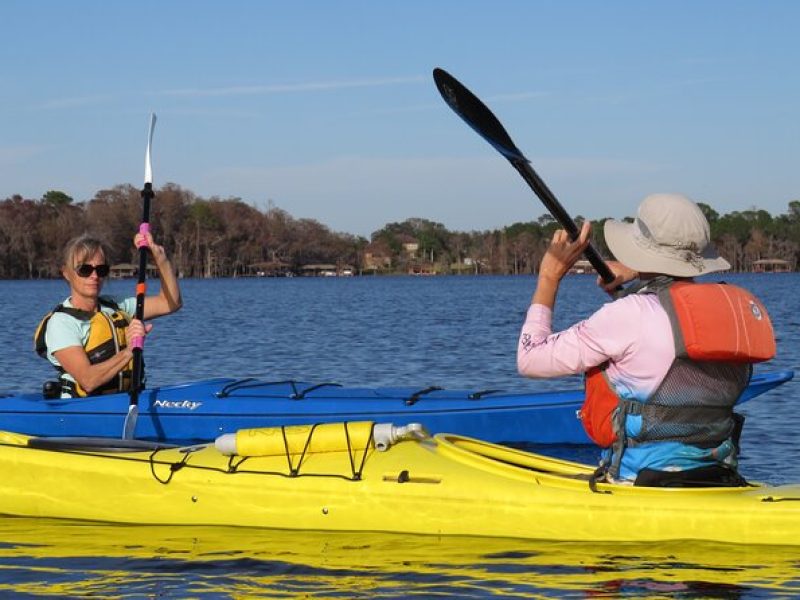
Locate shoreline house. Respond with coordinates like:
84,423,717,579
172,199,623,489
110,263,158,279
247,261,292,277
751,258,792,273
299,264,354,277
569,259,595,275
363,241,393,273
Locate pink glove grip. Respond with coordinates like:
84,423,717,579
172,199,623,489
135,223,151,248
130,336,145,350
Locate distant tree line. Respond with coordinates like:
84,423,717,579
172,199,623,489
0,185,365,279
0,186,798,279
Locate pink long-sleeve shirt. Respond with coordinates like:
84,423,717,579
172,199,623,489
517,294,675,402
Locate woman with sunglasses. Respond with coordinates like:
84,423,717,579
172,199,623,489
35,231,182,398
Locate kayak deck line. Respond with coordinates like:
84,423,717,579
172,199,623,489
760,495,800,503
404,386,444,405
216,379,502,405
216,379,345,399
26,436,179,452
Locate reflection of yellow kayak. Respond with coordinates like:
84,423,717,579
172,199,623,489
1,422,799,545
0,518,797,597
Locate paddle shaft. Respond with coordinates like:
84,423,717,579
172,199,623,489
432,68,618,286
508,158,615,283
128,183,153,403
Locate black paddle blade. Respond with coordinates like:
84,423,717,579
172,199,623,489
433,67,620,288
433,68,527,162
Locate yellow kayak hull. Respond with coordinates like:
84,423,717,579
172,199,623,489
0,424,798,545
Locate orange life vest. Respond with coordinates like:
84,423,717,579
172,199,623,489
579,281,775,448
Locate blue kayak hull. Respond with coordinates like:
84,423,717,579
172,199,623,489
0,370,792,444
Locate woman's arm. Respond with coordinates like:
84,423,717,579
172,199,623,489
517,299,638,378
55,345,132,394
53,319,150,394
135,231,183,319
518,221,637,378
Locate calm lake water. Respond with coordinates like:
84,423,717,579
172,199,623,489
0,273,798,597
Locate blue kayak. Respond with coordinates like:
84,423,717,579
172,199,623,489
0,370,792,444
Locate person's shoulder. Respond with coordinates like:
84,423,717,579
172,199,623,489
601,292,659,311
589,293,662,325
45,308,84,336
46,297,79,322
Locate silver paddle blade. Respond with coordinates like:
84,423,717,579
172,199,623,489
122,404,139,440
144,113,157,185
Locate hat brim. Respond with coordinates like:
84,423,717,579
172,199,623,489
604,219,730,277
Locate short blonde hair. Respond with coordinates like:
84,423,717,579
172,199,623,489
62,234,108,269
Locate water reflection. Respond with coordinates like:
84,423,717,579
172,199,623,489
0,518,797,597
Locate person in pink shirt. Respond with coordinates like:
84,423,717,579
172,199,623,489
517,193,770,486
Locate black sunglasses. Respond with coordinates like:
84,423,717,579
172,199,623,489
75,263,110,278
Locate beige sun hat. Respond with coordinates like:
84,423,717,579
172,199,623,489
604,193,730,277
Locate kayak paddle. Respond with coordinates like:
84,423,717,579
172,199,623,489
432,68,619,287
123,113,157,440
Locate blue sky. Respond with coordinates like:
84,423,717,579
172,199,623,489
1,1,798,237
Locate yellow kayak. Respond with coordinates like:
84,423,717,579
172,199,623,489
0,421,798,545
